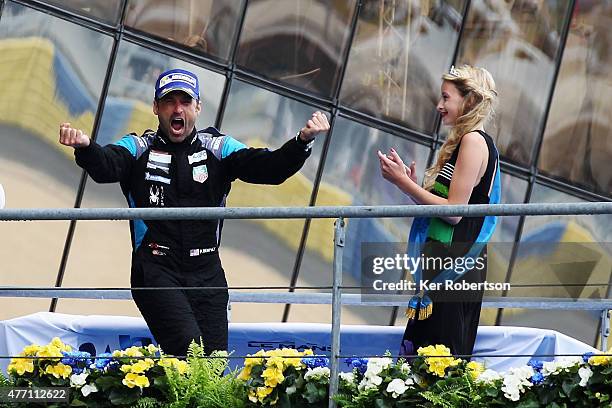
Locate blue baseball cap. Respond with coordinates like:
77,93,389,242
154,68,200,101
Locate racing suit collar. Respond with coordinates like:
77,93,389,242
155,127,198,149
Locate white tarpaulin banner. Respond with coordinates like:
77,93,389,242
0,312,598,373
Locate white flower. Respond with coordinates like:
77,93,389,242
400,363,411,374
578,366,593,387
501,366,534,402
339,372,355,384
81,383,98,397
404,377,415,387
304,367,330,381
364,357,392,376
542,357,582,376
476,369,502,384
70,372,89,387
386,378,408,398
286,385,297,395
358,373,383,390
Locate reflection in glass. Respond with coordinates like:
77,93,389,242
293,117,430,324
219,80,326,321
539,1,612,197
341,0,466,134
39,0,124,24
500,184,612,345
455,0,571,166
124,0,245,61
0,2,113,318
236,0,357,98
95,40,224,146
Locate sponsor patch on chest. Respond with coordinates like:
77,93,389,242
147,150,172,173
192,164,208,183
188,150,207,164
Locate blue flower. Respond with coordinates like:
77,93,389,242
344,357,368,374
61,351,92,374
92,353,114,371
531,372,544,385
302,357,330,369
528,360,543,371
582,352,595,363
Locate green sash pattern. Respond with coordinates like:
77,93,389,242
428,181,454,244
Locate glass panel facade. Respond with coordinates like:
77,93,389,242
499,184,612,345
0,2,113,319
539,1,612,196
0,0,607,342
293,117,430,324
341,0,466,133
124,0,245,61
219,80,327,321
236,0,357,98
40,0,124,24
456,0,571,166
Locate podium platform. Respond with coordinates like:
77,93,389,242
0,312,598,373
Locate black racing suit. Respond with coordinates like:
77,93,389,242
74,126,312,355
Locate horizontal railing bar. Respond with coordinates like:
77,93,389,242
0,202,611,221
0,289,609,310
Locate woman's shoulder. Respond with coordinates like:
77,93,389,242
459,131,489,151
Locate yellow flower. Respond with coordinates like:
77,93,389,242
122,372,150,389
146,344,158,354
50,337,72,352
45,363,72,379
262,365,285,388
125,347,144,358
244,350,265,368
238,365,252,381
278,348,304,368
37,344,63,359
174,360,189,374
466,361,485,380
23,345,41,355
417,345,461,377
120,364,133,373
159,357,189,374
256,386,274,403
589,355,611,366
8,358,34,376
130,360,152,374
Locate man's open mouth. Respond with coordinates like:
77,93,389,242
171,117,185,132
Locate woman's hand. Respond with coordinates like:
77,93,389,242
405,160,417,184
378,148,414,186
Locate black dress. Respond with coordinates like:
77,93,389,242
400,130,499,357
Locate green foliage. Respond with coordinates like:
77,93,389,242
163,341,246,408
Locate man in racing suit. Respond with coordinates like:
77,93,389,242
59,68,329,355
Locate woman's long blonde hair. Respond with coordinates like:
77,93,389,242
423,65,498,190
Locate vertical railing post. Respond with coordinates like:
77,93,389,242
329,217,345,408
601,309,610,351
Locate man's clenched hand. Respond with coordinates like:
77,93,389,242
59,122,91,148
299,111,330,142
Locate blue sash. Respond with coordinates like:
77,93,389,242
405,158,501,321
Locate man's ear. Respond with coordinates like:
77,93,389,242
196,100,202,115
153,100,159,115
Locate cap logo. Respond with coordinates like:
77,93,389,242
159,73,197,88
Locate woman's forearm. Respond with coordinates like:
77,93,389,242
393,175,461,225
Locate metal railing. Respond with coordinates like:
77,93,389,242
1,202,612,408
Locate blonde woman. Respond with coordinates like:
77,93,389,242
378,65,501,357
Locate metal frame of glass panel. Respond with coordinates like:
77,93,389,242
1,0,610,334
